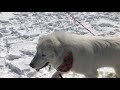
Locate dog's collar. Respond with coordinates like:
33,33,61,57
57,52,73,72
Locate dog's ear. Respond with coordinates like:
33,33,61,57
52,37,73,60
44,39,53,45
45,37,61,46
48,37,63,56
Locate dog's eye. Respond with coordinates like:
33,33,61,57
42,54,46,57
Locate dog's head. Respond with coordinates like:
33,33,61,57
29,35,63,71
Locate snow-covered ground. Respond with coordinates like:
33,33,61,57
0,12,120,78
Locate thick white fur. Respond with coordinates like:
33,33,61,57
30,31,120,78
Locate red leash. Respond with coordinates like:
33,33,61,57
66,12,95,36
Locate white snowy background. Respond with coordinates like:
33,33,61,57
0,12,120,78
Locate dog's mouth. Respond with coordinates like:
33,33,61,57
36,62,49,71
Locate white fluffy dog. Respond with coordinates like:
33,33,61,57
30,31,120,78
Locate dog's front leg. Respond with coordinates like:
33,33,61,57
51,71,63,78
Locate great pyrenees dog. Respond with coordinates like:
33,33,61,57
30,31,120,78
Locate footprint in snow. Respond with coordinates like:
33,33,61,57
7,54,21,60
0,33,3,38
19,50,34,56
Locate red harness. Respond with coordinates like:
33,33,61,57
57,52,73,72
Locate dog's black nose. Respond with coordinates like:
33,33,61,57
29,63,34,68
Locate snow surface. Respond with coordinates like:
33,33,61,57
0,12,120,78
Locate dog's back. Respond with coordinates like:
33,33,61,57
52,31,120,72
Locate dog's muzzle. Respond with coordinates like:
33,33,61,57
35,62,49,71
